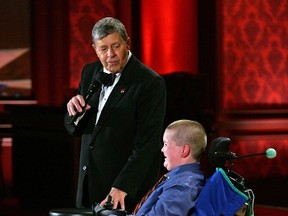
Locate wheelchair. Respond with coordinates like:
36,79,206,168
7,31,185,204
92,137,256,216
192,137,255,216
51,136,276,216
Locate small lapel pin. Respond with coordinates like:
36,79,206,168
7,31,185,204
120,88,126,94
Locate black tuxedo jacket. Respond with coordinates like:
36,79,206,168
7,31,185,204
64,55,166,211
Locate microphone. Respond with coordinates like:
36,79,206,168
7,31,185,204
215,148,277,160
265,148,277,159
67,80,101,124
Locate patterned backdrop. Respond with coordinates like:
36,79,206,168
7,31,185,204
221,0,288,109
68,0,117,88
217,0,288,198
229,138,288,179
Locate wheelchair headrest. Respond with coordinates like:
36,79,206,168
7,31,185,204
208,137,231,168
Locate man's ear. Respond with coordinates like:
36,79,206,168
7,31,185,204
126,37,131,50
92,44,100,58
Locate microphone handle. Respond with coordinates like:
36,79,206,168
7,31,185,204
234,152,266,159
66,109,86,124
67,82,100,124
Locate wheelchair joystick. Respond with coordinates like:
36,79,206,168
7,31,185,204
104,195,113,209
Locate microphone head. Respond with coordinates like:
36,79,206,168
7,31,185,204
266,148,277,159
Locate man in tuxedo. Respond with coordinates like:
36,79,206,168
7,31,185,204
64,17,166,213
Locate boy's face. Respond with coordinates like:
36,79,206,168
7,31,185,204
161,129,184,171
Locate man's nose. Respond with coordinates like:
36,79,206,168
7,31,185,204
107,47,116,57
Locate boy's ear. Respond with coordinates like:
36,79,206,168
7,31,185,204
181,144,190,158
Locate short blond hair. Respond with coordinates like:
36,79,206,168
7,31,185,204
166,120,207,161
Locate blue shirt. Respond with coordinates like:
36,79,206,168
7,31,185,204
136,163,205,216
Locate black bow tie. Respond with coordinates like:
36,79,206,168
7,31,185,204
98,71,116,86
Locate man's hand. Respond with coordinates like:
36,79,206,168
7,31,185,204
100,187,127,210
67,94,91,116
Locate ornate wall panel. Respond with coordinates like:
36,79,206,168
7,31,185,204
217,1,288,206
69,0,117,88
220,0,288,109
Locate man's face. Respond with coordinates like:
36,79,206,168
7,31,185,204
93,32,130,73
161,129,184,171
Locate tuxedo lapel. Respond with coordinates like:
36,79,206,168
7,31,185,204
96,81,130,126
88,72,130,146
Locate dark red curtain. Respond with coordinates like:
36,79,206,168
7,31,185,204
139,0,198,75
31,0,70,106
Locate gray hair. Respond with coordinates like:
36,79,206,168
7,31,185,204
92,17,129,43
